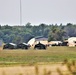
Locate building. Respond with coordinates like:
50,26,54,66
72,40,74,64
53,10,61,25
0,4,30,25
28,37,48,46
67,37,76,47
0,40,3,46
48,41,62,46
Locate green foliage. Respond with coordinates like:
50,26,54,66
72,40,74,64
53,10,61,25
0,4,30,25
0,23,76,43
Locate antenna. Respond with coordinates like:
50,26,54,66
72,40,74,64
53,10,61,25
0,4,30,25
20,0,22,25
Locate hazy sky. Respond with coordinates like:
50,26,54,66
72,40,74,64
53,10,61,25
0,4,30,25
0,0,76,25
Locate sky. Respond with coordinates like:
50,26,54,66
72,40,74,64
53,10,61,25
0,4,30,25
0,0,76,25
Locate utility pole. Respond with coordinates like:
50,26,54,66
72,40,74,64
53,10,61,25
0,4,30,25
20,0,22,25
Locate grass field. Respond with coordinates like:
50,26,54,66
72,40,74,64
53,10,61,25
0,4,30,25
0,46,76,75
0,46,76,65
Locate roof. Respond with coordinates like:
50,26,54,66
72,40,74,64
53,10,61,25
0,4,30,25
28,37,48,46
28,38,35,45
23,43,29,45
68,37,76,42
67,37,76,47
35,37,48,41
9,43,16,46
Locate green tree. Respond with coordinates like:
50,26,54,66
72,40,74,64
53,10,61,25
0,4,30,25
48,25,66,41
25,22,32,28
13,36,22,44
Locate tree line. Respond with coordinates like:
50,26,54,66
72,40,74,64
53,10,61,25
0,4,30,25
0,23,76,43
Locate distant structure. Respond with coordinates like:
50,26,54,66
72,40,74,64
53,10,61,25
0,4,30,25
48,41,62,45
0,40,3,46
48,41,62,46
28,38,35,46
20,0,22,26
28,37,76,47
28,36,48,46
67,37,76,47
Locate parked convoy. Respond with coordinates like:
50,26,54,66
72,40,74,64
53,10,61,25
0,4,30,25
3,39,76,50
3,42,47,50
3,43,30,50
